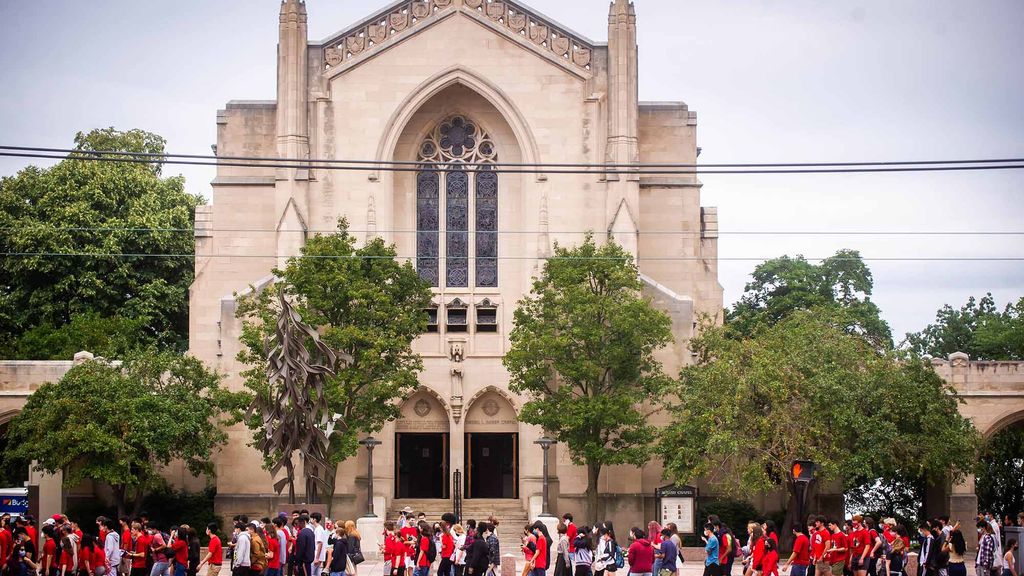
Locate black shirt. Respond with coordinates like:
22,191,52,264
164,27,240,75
329,539,349,573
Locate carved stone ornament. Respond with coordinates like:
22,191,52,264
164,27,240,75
368,24,387,44
414,399,432,417
486,2,505,20
482,398,500,417
412,1,430,19
390,12,409,31
949,351,970,368
465,0,483,8
552,36,570,56
346,35,365,54
573,48,592,67
324,48,343,67
449,341,465,363
434,0,452,6
509,13,526,32
530,24,549,45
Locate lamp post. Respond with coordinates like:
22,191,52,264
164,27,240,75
359,437,383,517
534,436,557,517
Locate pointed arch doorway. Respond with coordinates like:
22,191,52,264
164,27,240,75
464,391,518,499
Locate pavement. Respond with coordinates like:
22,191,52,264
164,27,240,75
349,550,712,576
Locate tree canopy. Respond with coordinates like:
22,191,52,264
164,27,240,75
3,350,243,515
974,422,1024,520
504,235,673,521
726,249,892,346
237,221,432,510
0,128,200,358
905,294,1024,361
659,309,978,528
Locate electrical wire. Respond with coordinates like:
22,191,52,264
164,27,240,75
1,226,1023,236
3,150,1024,175
3,145,1024,169
1,252,1020,262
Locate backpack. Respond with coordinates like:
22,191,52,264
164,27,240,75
877,535,892,559
426,537,438,563
613,542,625,570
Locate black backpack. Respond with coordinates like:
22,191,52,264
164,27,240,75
426,538,437,563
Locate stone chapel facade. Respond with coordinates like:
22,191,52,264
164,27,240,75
189,0,723,527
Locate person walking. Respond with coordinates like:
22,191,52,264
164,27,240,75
232,523,251,576
453,525,468,576
1002,540,1017,576
197,525,223,576
325,526,349,576
977,523,997,576
343,522,361,576
784,525,810,576
464,524,490,576
658,528,678,576
554,524,570,576
762,539,779,576
628,528,655,576
572,529,594,576
826,521,848,576
943,523,966,576
703,524,721,576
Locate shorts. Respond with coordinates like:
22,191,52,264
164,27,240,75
851,560,864,572
831,564,845,576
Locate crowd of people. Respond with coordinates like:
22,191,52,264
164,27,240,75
1,509,1020,576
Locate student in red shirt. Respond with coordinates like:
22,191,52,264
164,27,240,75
171,528,189,576
530,522,551,576
381,522,406,576
197,524,222,576
40,525,58,576
562,515,577,559
784,525,810,576
762,538,780,576
266,522,282,576
847,516,869,576
810,517,831,569
415,523,432,576
826,521,847,576
58,525,77,576
0,518,14,565
439,522,455,576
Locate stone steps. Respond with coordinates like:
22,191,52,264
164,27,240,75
387,499,531,557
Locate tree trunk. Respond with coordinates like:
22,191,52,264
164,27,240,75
113,485,128,518
131,488,146,516
782,480,799,552
322,462,338,517
285,459,297,504
586,461,602,525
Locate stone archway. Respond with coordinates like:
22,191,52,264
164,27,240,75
395,388,452,499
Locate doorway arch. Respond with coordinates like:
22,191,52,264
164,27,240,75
463,389,519,499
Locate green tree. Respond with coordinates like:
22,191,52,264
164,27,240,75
3,350,243,515
974,422,1024,519
0,128,200,357
659,309,978,537
905,294,1024,360
236,221,432,512
504,235,674,521
727,250,892,346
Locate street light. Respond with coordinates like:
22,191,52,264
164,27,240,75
359,437,383,517
534,436,557,517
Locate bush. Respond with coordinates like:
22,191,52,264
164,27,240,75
683,497,760,546
67,487,219,544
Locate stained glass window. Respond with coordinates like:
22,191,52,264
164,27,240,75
475,169,498,287
446,170,469,287
416,169,439,287
415,114,498,290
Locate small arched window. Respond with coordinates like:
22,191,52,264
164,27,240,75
416,115,498,288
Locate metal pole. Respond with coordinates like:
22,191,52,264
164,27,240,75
541,443,550,516
367,444,375,517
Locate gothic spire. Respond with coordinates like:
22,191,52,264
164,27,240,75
280,0,306,18
609,0,634,17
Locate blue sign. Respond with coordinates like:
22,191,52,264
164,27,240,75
0,497,28,515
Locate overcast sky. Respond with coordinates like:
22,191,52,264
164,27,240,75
1,0,1022,342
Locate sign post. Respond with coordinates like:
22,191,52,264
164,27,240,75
655,485,698,535
791,460,816,528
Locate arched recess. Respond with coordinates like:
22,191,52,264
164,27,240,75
464,384,520,416
373,66,542,178
974,408,1024,524
982,408,1024,440
463,387,520,499
395,387,451,499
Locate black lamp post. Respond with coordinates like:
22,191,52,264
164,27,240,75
359,437,383,517
534,436,557,517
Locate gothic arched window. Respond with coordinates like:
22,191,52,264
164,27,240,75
416,115,498,288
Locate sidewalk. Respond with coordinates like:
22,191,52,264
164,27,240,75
351,553,711,576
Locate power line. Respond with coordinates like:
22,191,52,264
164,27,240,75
3,145,1023,169
2,226,1023,236
3,150,1024,175
1,251,1020,262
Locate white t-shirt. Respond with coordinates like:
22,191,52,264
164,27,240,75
314,524,329,563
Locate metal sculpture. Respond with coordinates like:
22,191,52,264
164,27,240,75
249,291,350,503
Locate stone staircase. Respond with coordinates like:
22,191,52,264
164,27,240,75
387,499,530,556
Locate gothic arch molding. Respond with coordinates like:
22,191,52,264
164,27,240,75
983,408,1024,440
372,66,542,180
463,384,520,415
0,410,20,426
400,385,453,420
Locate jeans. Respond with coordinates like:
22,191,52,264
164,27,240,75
947,565,965,576
415,567,430,576
153,562,171,576
174,564,187,576
792,567,808,576
653,560,663,576
532,568,548,576
265,569,281,576
329,572,347,576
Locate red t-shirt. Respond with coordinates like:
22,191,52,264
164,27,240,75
533,535,548,570
26,527,37,547
849,529,868,559
267,535,281,569
208,536,223,564
93,545,108,570
41,539,57,570
523,535,536,562
441,533,454,559
385,534,406,566
172,539,189,565
418,537,430,568
792,533,810,566
762,549,780,576
121,529,131,551
867,530,879,556
133,534,152,569
752,537,765,569
812,529,830,561
566,524,578,554
0,530,12,565
882,528,895,544
60,546,75,571
827,531,847,565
